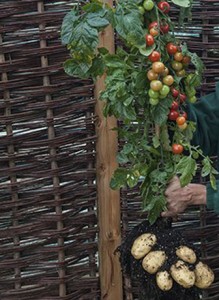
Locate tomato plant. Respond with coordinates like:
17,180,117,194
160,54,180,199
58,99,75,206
61,0,216,224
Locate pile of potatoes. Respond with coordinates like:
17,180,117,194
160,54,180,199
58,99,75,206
131,233,214,292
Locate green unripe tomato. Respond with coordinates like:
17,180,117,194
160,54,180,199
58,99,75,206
186,73,195,84
149,89,159,99
159,94,167,99
189,96,197,103
160,85,170,96
143,0,154,11
149,97,159,105
138,5,145,14
192,151,199,159
186,86,196,97
171,61,183,71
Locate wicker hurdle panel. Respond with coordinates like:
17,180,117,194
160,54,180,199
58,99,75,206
0,1,99,299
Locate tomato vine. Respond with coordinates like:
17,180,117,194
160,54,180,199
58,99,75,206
61,0,217,224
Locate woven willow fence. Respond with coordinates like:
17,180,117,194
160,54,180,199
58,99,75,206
0,1,219,300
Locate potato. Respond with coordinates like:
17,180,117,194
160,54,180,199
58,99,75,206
131,233,157,259
170,260,195,288
194,261,214,289
176,245,197,264
156,271,173,291
142,250,167,274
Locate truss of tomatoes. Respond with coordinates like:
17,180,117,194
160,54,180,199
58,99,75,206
139,0,198,156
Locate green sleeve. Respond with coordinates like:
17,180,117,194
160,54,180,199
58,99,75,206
187,82,219,213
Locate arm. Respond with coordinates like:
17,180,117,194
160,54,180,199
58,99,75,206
163,83,219,217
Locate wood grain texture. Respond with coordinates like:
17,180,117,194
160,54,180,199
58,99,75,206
95,1,123,299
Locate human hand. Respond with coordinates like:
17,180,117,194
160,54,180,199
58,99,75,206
161,176,207,218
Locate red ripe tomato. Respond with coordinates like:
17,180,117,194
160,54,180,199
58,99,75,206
145,34,154,46
179,93,187,103
181,111,188,120
171,101,179,111
182,55,191,66
171,88,179,98
166,43,178,55
168,110,179,121
148,51,161,62
160,21,169,34
176,116,186,125
158,1,170,14
148,21,158,30
172,144,184,154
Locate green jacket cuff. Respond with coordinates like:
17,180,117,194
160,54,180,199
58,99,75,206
207,181,219,213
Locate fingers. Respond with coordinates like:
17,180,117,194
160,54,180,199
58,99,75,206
161,210,177,218
165,176,181,195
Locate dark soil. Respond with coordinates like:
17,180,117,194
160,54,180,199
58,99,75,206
118,218,201,300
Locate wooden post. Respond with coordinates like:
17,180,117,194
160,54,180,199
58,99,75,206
95,1,123,299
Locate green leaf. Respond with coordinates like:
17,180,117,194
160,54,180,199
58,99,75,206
152,98,172,126
61,10,80,45
139,45,155,56
160,125,171,151
152,136,160,149
104,54,127,69
134,71,148,91
176,156,197,186
110,168,128,190
210,173,217,191
171,0,191,8
114,3,145,47
86,12,109,28
63,58,92,78
147,195,166,225
122,143,134,154
70,21,99,50
117,152,129,164
82,1,104,13
201,157,211,177
127,173,139,188
98,47,109,55
89,55,105,78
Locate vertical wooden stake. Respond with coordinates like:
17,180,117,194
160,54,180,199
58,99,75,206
95,1,123,299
